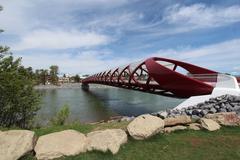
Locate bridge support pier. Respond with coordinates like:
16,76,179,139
81,83,89,91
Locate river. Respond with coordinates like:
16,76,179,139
36,84,184,126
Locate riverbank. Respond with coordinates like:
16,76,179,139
34,83,115,89
2,121,240,160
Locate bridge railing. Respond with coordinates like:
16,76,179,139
188,73,239,89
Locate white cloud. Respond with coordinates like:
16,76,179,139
0,0,132,34
85,12,143,30
233,66,240,72
163,4,240,29
13,29,111,50
152,39,240,59
15,38,240,74
150,38,240,72
113,3,240,37
16,50,133,74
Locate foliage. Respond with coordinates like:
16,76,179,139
73,74,81,83
49,65,59,85
35,69,49,85
0,48,41,128
0,6,3,33
51,104,70,126
0,46,10,58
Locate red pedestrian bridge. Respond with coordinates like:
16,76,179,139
82,57,240,98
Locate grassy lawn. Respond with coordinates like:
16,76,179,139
19,124,240,160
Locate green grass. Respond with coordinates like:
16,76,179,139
19,125,240,160
32,121,129,137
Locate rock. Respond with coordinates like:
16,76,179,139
200,118,221,131
225,103,232,109
200,110,209,116
193,106,198,109
209,98,217,103
192,110,199,115
233,106,240,112
35,130,87,160
209,108,217,114
188,123,201,130
87,129,127,154
216,97,222,101
197,102,205,107
214,105,220,109
157,111,168,119
121,116,134,122
205,112,240,126
164,125,187,133
164,115,191,127
226,107,233,112
187,106,193,110
203,104,213,109
220,108,227,112
185,109,193,115
191,115,201,120
233,96,240,102
0,130,35,160
220,103,226,108
226,95,234,101
127,114,164,140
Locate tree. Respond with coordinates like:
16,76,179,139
0,6,41,128
34,69,49,85
0,6,4,33
74,74,81,83
39,69,49,85
0,48,41,128
0,46,10,58
49,65,59,85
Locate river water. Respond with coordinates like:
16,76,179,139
36,84,184,126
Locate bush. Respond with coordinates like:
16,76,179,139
51,104,70,126
0,50,41,128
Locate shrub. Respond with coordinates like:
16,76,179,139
51,104,70,126
0,51,41,128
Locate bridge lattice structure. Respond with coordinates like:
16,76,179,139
82,57,239,98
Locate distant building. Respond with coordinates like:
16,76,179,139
57,73,89,83
58,74,70,84
79,74,89,79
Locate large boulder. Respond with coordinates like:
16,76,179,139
35,130,87,160
87,129,127,154
164,125,187,133
188,123,201,130
164,115,191,126
205,112,240,126
200,118,221,131
0,130,36,160
127,114,164,140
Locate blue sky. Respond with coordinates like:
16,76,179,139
0,0,240,75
